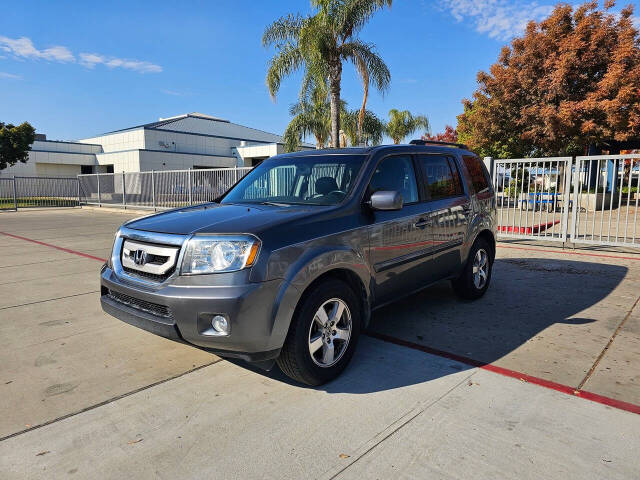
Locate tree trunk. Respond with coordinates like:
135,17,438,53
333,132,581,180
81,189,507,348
328,62,342,148
357,81,368,146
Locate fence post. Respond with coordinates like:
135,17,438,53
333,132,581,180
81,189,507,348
559,157,574,246
12,176,18,211
568,156,581,247
188,168,193,205
122,171,126,209
151,170,156,211
484,157,494,180
76,176,81,207
96,174,101,207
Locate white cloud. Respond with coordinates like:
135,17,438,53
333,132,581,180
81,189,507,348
0,36,74,62
0,35,162,73
0,71,21,79
80,52,162,73
438,0,554,40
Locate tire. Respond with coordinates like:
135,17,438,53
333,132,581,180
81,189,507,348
451,237,493,300
277,279,361,386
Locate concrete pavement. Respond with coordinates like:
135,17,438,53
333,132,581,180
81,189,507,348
0,208,639,479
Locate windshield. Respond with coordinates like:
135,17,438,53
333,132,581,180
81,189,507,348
221,154,366,206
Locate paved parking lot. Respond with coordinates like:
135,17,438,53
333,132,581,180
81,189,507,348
1,208,639,479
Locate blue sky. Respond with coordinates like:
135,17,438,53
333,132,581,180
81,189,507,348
1,1,638,142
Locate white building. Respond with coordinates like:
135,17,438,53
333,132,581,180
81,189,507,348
1,112,307,178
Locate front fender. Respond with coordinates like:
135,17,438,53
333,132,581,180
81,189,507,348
265,243,373,349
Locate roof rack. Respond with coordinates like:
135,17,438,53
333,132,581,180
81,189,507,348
409,139,468,149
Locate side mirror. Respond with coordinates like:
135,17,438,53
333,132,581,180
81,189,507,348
369,191,403,211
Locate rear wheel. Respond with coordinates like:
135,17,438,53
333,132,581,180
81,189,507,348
277,279,360,386
452,237,493,300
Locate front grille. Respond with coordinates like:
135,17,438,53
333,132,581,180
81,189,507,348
123,266,175,282
120,239,180,283
107,289,171,318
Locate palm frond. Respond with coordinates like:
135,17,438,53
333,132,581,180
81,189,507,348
262,14,304,47
340,40,390,93
335,0,393,38
266,43,304,99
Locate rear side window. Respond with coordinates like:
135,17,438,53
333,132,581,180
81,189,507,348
369,155,419,204
418,155,463,200
463,155,491,194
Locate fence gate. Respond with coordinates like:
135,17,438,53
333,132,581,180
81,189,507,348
0,178,17,210
493,155,640,248
493,157,573,243
0,176,80,210
570,155,639,248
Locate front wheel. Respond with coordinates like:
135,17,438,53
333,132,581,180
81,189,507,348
451,237,494,300
276,279,360,386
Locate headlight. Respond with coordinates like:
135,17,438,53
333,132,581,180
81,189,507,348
107,229,121,269
181,235,260,274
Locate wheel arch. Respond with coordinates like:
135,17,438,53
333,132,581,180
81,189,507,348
294,268,371,329
267,246,373,351
474,229,496,260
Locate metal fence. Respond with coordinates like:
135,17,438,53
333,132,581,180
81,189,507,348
78,167,252,210
493,157,573,243
570,155,639,248
4,159,639,250
0,176,80,210
493,155,640,248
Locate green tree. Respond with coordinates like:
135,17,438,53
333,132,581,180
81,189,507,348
263,0,392,148
341,108,385,146
0,122,35,171
385,109,429,144
283,84,333,152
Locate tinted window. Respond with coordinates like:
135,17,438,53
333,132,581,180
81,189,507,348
369,155,418,204
418,155,463,200
463,155,490,194
222,155,365,205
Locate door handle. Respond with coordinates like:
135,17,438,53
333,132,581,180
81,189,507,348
413,218,432,229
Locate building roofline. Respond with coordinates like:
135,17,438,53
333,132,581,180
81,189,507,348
35,139,102,147
87,113,285,143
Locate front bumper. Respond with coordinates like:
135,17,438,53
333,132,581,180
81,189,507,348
100,266,286,362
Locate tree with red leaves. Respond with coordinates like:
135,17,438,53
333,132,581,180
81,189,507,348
457,1,640,158
422,125,458,143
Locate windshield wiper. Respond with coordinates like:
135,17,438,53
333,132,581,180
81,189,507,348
258,201,290,207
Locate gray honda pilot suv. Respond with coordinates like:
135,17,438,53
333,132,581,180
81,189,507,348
101,142,496,385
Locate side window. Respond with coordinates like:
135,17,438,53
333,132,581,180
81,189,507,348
369,155,419,204
462,155,490,194
418,155,463,200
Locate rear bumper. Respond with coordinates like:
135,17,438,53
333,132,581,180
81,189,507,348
100,267,285,362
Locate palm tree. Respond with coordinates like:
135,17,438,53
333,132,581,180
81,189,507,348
263,0,392,148
385,109,430,144
283,100,331,152
341,108,385,146
283,81,339,151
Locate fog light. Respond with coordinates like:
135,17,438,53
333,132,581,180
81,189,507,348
211,315,229,335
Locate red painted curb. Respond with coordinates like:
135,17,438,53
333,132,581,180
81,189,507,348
4,230,638,415
0,231,108,263
365,331,640,416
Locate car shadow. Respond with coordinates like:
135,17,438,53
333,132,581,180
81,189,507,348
232,258,627,394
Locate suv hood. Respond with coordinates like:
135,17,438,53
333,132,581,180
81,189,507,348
124,203,323,236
